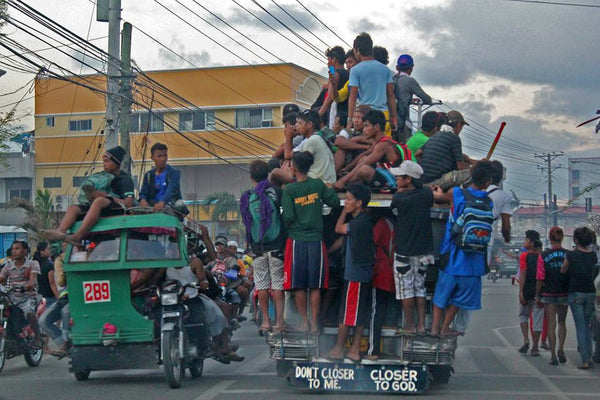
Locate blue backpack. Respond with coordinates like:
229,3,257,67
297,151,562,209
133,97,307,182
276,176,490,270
450,189,494,253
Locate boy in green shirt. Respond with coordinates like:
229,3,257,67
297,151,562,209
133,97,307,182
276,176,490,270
282,151,340,333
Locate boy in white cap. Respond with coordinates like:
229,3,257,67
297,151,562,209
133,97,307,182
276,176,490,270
389,161,434,335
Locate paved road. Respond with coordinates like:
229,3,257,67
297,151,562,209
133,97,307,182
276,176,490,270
2,279,598,399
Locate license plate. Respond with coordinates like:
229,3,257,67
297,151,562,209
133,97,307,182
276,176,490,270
162,311,180,318
291,362,429,394
82,280,111,304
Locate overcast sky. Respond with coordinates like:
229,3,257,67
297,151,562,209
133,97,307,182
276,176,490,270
2,0,599,202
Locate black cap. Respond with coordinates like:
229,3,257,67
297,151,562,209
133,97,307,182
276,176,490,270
525,230,540,241
105,146,126,167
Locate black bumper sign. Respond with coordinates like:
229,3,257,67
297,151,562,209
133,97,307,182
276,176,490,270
291,362,429,394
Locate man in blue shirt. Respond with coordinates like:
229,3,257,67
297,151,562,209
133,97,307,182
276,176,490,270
346,32,398,136
429,161,495,337
139,143,185,213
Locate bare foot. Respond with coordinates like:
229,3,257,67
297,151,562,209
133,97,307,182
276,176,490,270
65,234,82,246
272,323,289,332
324,349,344,360
295,322,310,333
439,329,461,337
258,324,272,332
346,351,361,363
42,229,67,241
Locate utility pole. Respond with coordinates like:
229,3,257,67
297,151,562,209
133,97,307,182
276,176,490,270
119,22,132,173
535,152,564,228
104,0,121,150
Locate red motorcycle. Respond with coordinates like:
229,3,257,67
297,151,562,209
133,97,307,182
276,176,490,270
0,285,45,373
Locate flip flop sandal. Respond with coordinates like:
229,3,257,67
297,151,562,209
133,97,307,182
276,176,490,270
530,349,541,357
549,357,559,366
518,343,530,354
557,351,567,364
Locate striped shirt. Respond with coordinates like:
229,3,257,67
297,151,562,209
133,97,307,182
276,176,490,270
419,130,463,183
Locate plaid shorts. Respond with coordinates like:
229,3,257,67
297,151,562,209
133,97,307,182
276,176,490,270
11,294,38,315
394,254,434,300
253,252,284,291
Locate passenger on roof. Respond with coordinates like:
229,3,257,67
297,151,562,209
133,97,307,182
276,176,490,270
334,105,373,173
139,143,185,214
270,104,300,169
333,110,414,191
318,46,350,128
328,49,358,110
43,146,134,244
393,54,433,143
270,110,336,186
419,110,475,191
406,111,445,159
346,33,398,137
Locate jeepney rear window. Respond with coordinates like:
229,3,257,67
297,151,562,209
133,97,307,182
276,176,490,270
69,230,121,262
126,227,180,260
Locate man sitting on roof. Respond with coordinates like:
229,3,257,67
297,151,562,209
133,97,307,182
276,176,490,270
139,142,186,214
333,110,415,191
43,146,134,244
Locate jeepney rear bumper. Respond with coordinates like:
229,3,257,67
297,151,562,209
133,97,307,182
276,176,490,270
69,343,158,373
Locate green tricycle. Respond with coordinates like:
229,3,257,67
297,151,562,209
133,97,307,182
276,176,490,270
63,212,206,388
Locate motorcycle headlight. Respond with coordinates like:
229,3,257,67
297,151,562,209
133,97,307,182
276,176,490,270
160,293,178,306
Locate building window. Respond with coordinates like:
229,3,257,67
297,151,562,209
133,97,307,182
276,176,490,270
68,119,92,132
46,117,55,127
72,176,87,187
130,112,164,132
9,189,31,202
571,169,580,182
572,186,580,198
179,110,215,131
235,108,273,128
43,177,62,188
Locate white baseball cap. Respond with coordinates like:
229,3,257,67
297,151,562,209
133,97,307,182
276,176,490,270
227,240,239,248
389,160,423,179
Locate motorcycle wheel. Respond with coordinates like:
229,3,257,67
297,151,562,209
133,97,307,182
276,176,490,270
188,358,204,378
0,334,6,373
74,370,91,381
163,330,183,388
24,342,43,367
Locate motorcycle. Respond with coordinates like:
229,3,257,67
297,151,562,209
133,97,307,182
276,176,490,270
487,270,499,283
159,280,207,388
0,285,44,373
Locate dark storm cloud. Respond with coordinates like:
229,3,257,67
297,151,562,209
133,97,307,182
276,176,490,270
405,0,600,91
487,85,512,98
212,3,320,32
353,17,385,32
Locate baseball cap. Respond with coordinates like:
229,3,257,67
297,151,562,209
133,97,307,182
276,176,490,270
215,237,227,246
396,54,414,67
389,160,423,179
227,240,239,248
447,110,470,126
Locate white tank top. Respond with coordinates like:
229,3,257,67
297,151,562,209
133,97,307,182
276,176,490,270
166,266,198,298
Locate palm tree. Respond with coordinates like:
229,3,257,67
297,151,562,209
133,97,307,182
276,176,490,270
7,189,56,242
202,192,239,221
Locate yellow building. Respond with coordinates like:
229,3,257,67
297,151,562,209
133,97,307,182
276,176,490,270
34,63,325,210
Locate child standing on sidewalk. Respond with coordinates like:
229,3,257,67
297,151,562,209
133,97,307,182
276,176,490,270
324,183,374,362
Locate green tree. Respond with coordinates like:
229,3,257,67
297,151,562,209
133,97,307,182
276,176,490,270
7,189,57,242
202,192,239,221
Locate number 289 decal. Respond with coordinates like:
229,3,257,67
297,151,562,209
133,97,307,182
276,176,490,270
83,280,111,303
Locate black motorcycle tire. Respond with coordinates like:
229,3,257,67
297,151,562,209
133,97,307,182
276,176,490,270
24,343,43,367
163,330,183,388
188,358,204,378
0,334,6,373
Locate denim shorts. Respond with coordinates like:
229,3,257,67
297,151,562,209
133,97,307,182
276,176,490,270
541,296,568,305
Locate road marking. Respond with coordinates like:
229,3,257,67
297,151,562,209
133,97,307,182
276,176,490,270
493,326,569,400
453,346,479,373
194,380,235,400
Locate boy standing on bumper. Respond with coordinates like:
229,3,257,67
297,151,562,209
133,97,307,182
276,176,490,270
325,183,375,362
282,151,340,333
389,161,434,335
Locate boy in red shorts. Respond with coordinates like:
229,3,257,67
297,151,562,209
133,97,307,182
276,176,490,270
324,183,374,362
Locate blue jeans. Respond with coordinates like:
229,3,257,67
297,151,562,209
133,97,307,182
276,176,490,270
568,292,595,364
39,297,70,346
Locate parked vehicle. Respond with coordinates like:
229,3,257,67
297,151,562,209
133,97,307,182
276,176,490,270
0,286,44,373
